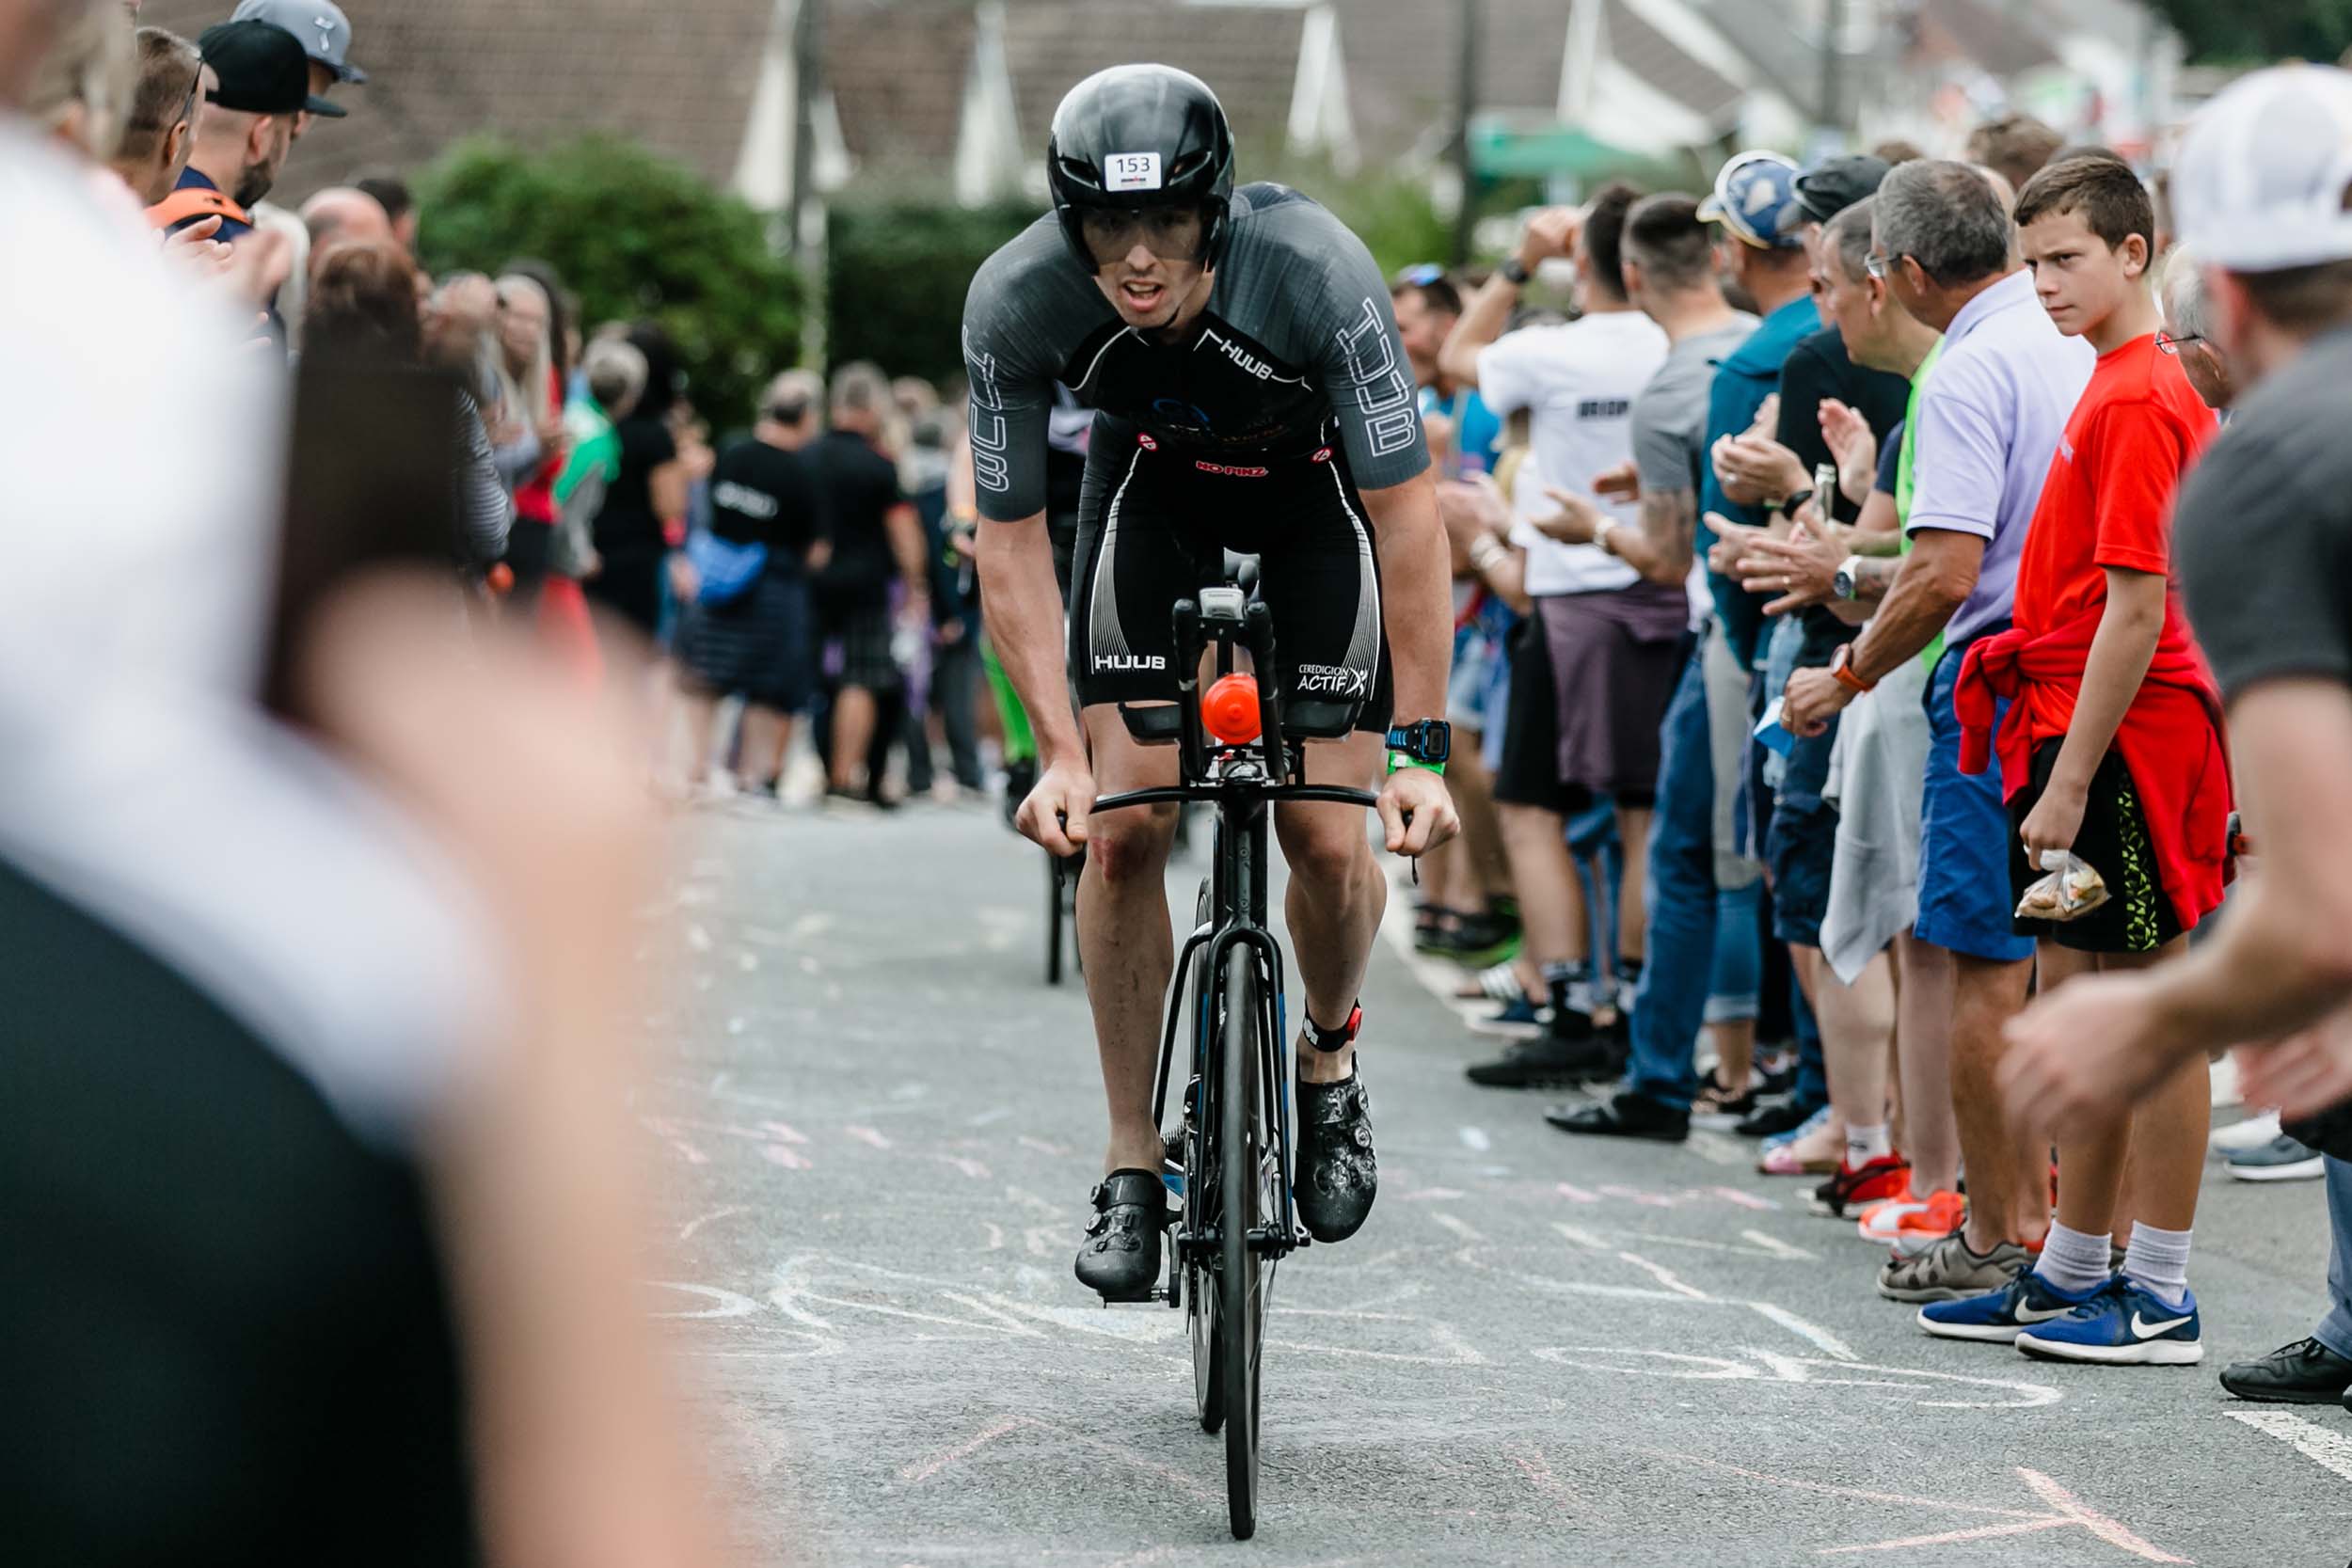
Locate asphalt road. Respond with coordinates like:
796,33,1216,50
644,800,2349,1567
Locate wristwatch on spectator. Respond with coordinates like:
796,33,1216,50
1591,516,1619,556
1468,533,1509,574
1498,257,1532,286
1776,487,1813,519
1833,554,1866,601
1830,641,1876,695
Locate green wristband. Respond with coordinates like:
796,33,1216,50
1386,752,1447,778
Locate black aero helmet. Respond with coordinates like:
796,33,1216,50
1046,64,1235,273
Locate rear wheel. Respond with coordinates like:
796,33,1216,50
1218,942,1266,1540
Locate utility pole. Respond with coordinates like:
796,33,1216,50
790,0,824,264
1819,0,1845,139
1452,0,1482,265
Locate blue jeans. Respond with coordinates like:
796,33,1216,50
2314,1157,2352,1360
1627,651,1718,1110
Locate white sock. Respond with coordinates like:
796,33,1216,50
2121,1222,2193,1309
2033,1220,2114,1296
1844,1122,1892,1165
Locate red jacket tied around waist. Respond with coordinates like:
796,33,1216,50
1953,610,2232,933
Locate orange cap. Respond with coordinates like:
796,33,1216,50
1202,673,1262,745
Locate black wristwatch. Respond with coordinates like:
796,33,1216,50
1385,719,1453,769
1498,257,1532,286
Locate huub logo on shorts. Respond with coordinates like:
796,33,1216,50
1093,654,1168,673
1295,663,1370,697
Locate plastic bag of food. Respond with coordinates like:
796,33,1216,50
2015,849,2110,922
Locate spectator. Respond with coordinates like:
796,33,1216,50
1437,185,1678,1085
1395,267,1515,963
674,369,831,803
2157,243,2235,411
108,25,199,205
585,325,702,646
542,334,651,687
25,0,130,163
1783,159,2094,1304
1966,112,2064,195
1870,138,1926,166
299,184,390,260
229,0,365,137
1741,196,1961,1255
308,242,510,573
1919,153,2225,1364
1718,154,1914,1199
1996,62,2352,1402
492,270,569,608
812,360,928,807
899,400,989,801
356,169,417,255
1519,191,1765,1139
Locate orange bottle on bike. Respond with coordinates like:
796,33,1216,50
1201,673,1261,745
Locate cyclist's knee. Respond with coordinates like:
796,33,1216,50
1089,804,1179,884
1279,815,1369,891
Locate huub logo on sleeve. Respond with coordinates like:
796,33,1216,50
1105,152,1163,191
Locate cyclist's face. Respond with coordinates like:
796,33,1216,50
1082,207,1207,327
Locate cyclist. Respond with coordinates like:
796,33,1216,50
963,64,1461,1301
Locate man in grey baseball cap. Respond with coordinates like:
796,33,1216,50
230,0,365,136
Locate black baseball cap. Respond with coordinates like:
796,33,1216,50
199,20,345,119
1784,154,1892,232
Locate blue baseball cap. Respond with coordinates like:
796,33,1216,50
1697,151,1804,249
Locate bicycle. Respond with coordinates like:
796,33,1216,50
1088,584,1381,1540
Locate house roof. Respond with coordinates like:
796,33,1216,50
997,0,1310,156
825,0,978,173
1911,0,2062,81
137,0,777,203
1604,0,1745,135
1343,0,1570,162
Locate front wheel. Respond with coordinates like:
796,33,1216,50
1218,943,1266,1540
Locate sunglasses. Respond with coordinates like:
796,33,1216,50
2154,329,2203,356
1396,262,1447,288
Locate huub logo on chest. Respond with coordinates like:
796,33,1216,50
1093,654,1168,673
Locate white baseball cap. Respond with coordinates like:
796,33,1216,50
2173,65,2352,273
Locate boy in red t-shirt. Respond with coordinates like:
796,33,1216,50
1931,157,2229,1365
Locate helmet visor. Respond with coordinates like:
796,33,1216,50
1077,205,1208,270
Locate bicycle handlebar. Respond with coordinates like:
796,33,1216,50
1091,784,1382,816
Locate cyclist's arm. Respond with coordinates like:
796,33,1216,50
974,514,1081,763
1361,469,1453,729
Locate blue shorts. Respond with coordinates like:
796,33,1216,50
1914,643,2035,963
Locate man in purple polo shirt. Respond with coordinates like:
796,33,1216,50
1784,159,2093,1301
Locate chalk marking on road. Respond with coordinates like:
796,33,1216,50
1710,1185,1780,1211
760,1119,809,1143
1614,1250,1710,1300
898,1415,1219,1501
1504,1443,1587,1514
844,1125,892,1149
1740,1227,1816,1259
932,1153,992,1180
738,951,759,973
1023,1225,1062,1257
1458,1126,1492,1152
1556,1181,1601,1203
1552,1223,1608,1250
979,1222,1004,1251
761,1145,812,1170
1400,1186,1470,1201
677,1205,746,1242
2225,1407,2352,1486
1744,1306,1859,1361
1431,1212,1488,1243
687,923,714,952
1016,1134,1071,1157
1685,1131,1746,1167
1004,1185,1064,1216
898,1417,1028,1483
645,1281,766,1320
966,1106,1014,1127
1639,1449,2171,1560
787,911,834,942
1535,1349,2061,1409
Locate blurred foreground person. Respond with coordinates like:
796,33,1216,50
0,51,733,1561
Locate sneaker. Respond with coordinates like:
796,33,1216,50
1855,1192,1928,1243
2219,1337,2352,1404
2228,1132,2325,1182
1867,1189,1966,1255
1877,1231,2033,1304
2210,1110,2282,1154
1761,1104,1834,1151
1734,1099,1815,1139
1455,961,1524,1004
1543,1090,1690,1143
2015,1277,2203,1366
1690,1080,1760,1130
1810,1154,1913,1218
1465,1032,1607,1088
1469,994,1549,1038
1917,1268,2108,1342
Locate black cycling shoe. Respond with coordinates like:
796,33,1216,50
1073,1169,1166,1301
1544,1090,1690,1142
1295,1070,1376,1242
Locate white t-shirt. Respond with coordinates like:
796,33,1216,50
1479,310,1669,596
